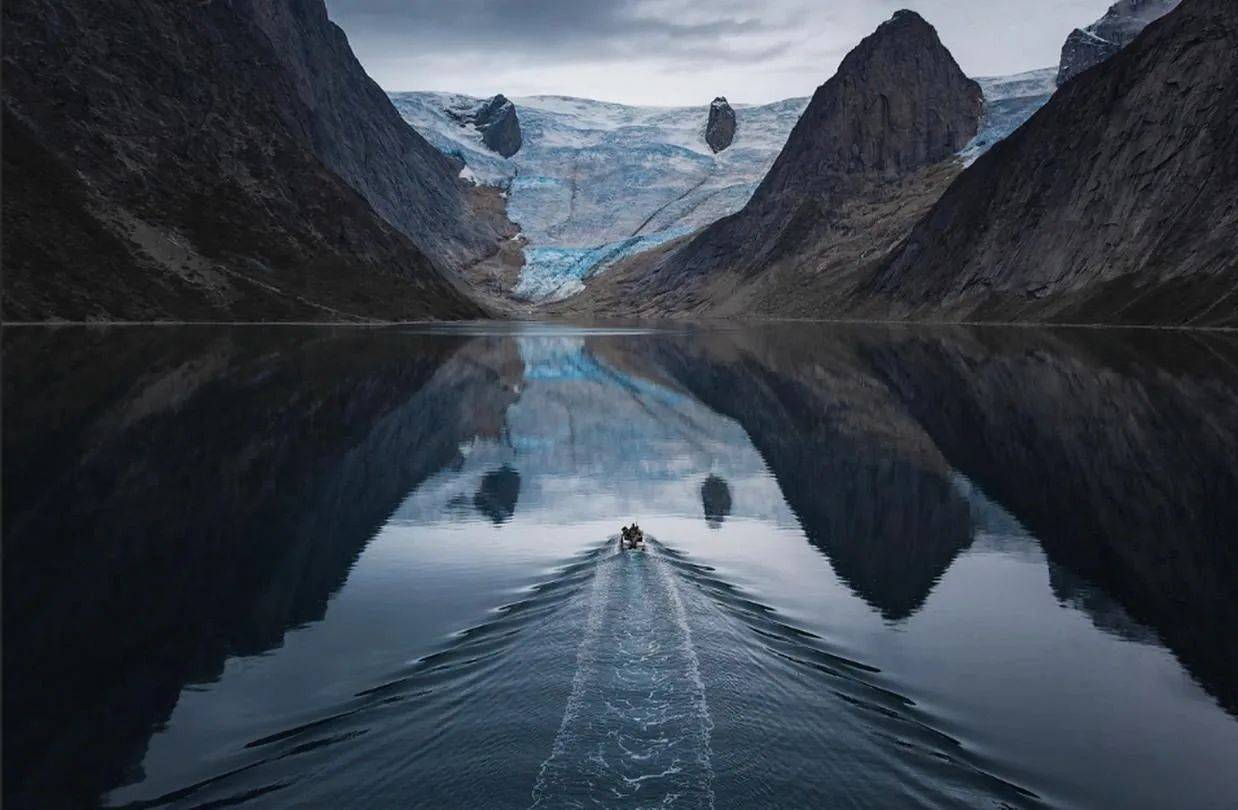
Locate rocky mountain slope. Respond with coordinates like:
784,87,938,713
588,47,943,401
867,0,1238,328
559,10,983,317
2,0,508,321
1057,0,1181,85
400,62,1053,309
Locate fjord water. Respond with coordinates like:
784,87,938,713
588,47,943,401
4,323,1237,809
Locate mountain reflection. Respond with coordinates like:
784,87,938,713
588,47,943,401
2,327,521,808
617,325,1238,712
630,332,975,620
3,323,1236,808
858,327,1238,715
474,464,522,524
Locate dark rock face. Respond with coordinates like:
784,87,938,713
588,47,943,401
562,10,980,317
1057,0,1181,85
705,97,736,152
749,10,980,205
474,94,523,157
1,0,505,321
247,1,511,270
871,0,1238,328
1057,28,1122,86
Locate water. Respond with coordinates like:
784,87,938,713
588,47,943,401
3,322,1236,809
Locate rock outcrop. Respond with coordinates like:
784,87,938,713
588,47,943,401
560,10,981,317
705,97,736,152
474,94,523,157
1057,0,1181,85
2,0,508,321
869,0,1238,328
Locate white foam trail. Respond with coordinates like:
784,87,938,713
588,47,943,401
531,547,715,808
531,550,616,806
652,545,715,807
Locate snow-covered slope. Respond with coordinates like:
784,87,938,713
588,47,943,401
391,74,1055,302
391,92,807,300
960,68,1058,165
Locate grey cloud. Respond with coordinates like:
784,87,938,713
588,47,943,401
325,0,1118,104
327,0,780,61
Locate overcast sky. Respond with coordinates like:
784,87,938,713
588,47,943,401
325,0,1115,106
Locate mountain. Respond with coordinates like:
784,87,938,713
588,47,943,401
391,91,809,301
867,0,1238,328
1058,0,1181,85
558,10,983,317
2,0,508,321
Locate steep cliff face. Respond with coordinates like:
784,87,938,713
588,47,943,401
749,10,980,206
1057,0,1181,85
246,1,512,268
561,10,981,317
871,0,1238,328
1,0,503,321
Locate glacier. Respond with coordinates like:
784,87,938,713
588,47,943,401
390,72,1057,302
960,68,1058,166
390,92,807,301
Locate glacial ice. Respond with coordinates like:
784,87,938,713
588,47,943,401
390,70,1058,301
390,92,806,300
960,68,1058,166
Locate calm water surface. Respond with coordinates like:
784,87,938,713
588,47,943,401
3,322,1237,809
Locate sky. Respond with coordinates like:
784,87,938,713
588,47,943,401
325,0,1117,106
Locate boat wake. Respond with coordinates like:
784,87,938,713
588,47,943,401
111,537,1039,808
532,545,714,808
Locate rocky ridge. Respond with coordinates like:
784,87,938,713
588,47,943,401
1,0,508,321
869,0,1238,328
558,9,982,317
1057,0,1181,85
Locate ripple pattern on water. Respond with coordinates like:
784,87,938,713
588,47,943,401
532,547,715,808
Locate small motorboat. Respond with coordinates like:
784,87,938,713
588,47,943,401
619,525,646,550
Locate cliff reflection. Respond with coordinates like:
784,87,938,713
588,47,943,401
621,325,1238,714
632,331,975,621
5,322,1236,810
2,327,521,808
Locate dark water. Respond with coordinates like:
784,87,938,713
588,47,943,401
4,322,1237,809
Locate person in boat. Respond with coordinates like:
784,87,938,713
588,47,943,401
619,523,643,550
